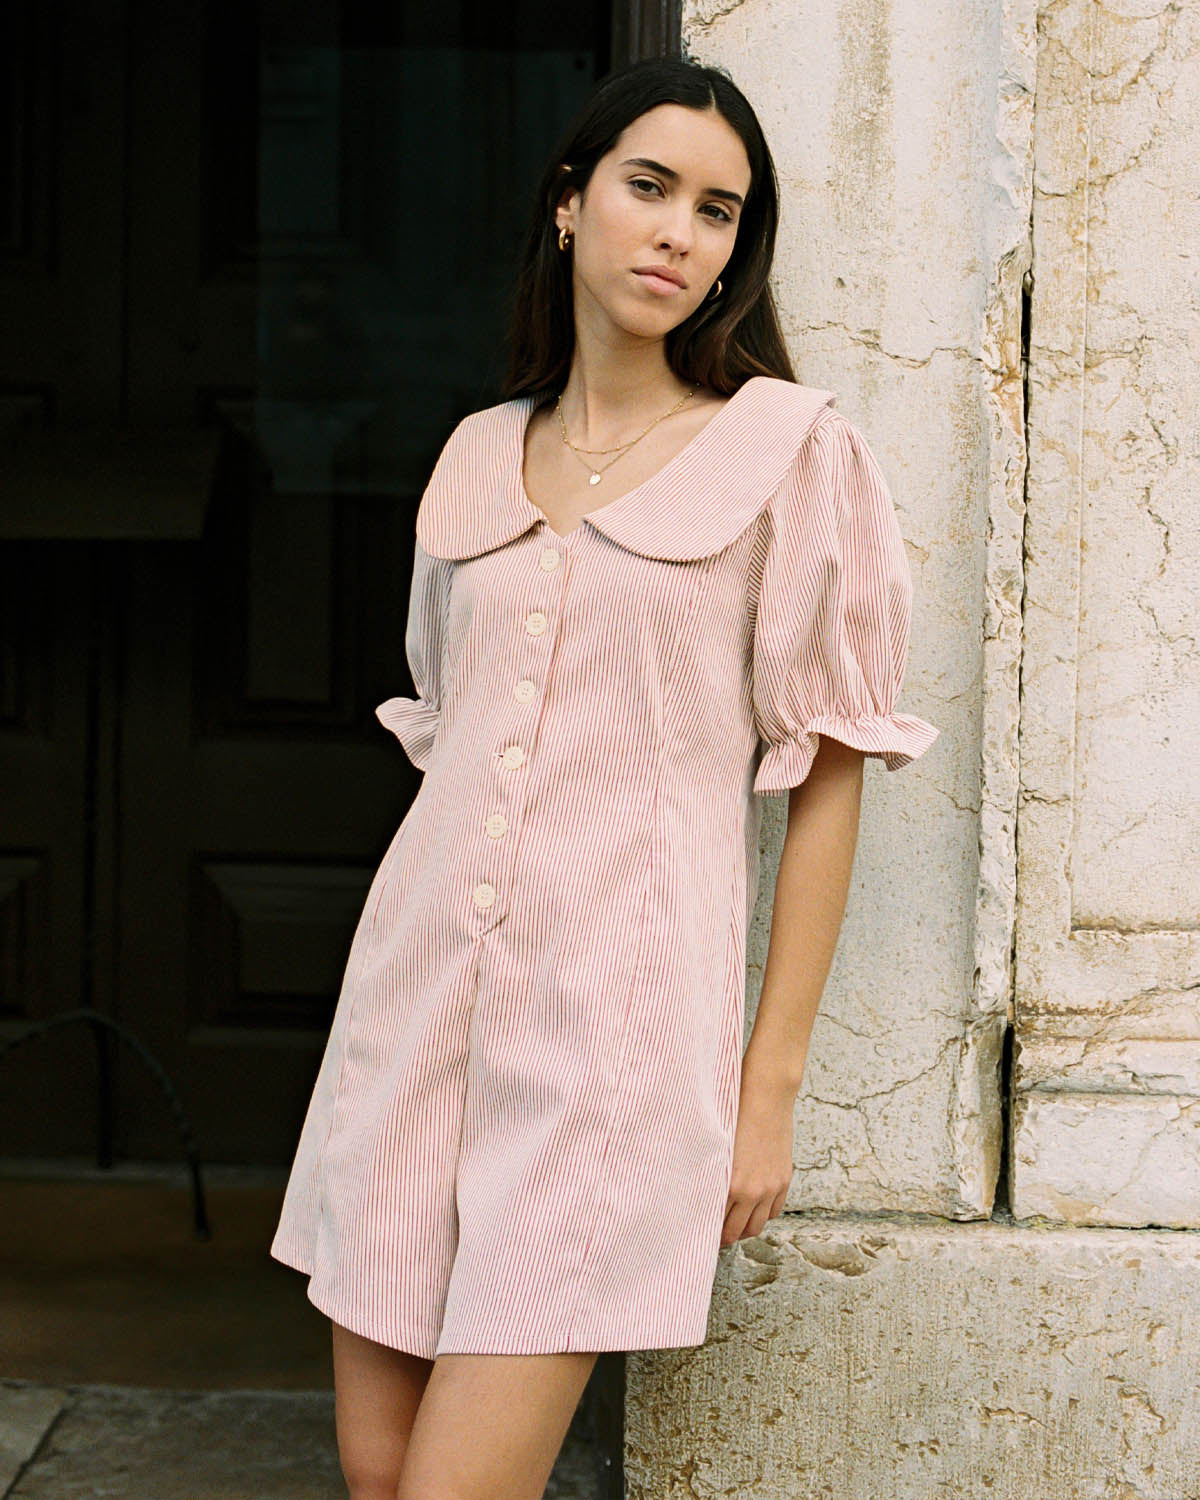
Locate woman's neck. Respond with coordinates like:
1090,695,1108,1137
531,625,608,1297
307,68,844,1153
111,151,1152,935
558,341,696,448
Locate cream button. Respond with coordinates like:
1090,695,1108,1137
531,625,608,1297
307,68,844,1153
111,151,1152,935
485,813,507,838
472,881,496,909
501,744,526,768
525,610,548,636
513,679,537,702
539,548,561,571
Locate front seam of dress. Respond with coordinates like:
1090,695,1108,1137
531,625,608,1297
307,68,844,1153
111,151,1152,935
719,853,745,1152
442,933,488,1344
559,727,664,1353
558,544,717,1351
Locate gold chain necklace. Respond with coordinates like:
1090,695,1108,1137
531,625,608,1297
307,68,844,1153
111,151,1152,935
555,385,699,485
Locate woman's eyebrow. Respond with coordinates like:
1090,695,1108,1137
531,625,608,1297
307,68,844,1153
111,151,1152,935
618,156,745,207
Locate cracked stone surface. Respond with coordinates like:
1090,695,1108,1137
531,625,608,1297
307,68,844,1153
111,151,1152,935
1017,0,1200,1224
624,1217,1200,1499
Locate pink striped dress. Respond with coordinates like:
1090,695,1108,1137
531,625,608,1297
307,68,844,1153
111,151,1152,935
269,375,939,1357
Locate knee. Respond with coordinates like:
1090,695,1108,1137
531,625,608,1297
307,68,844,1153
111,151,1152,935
395,1459,504,1500
343,1466,403,1500
341,1449,407,1500
395,1457,469,1500
395,1482,467,1500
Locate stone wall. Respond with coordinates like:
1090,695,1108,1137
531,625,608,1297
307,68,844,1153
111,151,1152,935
1016,0,1200,1227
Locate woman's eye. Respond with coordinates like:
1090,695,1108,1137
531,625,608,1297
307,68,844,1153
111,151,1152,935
630,178,732,224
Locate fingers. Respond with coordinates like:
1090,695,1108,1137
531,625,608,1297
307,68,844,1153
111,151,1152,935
720,1189,786,1247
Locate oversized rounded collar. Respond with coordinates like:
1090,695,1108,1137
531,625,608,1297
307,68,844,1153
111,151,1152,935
415,374,837,563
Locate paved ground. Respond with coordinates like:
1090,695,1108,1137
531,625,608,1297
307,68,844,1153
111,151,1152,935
0,1378,602,1499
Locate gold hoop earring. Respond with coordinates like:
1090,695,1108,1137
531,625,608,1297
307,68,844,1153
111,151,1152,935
558,226,573,252
706,278,723,301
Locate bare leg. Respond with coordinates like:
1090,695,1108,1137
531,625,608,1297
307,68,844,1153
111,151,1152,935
331,1319,435,1499
396,1349,601,1500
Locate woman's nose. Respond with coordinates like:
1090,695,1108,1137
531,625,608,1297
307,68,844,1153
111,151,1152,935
655,219,692,255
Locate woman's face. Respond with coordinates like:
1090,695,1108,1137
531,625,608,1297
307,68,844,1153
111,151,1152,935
555,102,752,342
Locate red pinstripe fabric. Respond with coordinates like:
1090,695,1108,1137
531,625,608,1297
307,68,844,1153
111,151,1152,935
269,375,939,1357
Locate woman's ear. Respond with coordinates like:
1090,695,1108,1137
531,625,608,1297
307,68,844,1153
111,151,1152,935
554,167,579,234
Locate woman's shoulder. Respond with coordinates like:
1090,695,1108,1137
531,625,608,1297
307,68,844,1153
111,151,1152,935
425,394,532,478
703,377,840,467
446,391,532,438
729,374,839,422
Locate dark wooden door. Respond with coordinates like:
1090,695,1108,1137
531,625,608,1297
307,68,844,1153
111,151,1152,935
0,0,608,1165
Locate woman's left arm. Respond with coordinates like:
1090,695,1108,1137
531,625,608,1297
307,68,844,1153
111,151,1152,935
725,406,940,1247
721,736,865,1246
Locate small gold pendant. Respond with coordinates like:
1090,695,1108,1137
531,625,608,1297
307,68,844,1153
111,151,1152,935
588,472,601,485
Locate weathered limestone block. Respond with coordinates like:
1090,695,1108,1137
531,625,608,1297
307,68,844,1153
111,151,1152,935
626,1216,1200,1499
1017,0,1200,1223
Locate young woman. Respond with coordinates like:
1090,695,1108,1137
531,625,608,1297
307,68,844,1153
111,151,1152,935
271,55,938,1500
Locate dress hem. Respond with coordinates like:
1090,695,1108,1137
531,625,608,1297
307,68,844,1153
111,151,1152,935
269,1239,713,1357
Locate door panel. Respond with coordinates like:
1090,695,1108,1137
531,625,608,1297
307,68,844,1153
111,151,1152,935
0,0,604,1164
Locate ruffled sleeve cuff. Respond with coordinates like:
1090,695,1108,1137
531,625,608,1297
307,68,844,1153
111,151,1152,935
753,711,940,796
375,695,440,772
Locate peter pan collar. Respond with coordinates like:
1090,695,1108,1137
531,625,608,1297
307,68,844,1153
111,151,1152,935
414,374,838,563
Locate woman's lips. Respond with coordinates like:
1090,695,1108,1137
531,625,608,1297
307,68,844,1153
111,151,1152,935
632,270,684,295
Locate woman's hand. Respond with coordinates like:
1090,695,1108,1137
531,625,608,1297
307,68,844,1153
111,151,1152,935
719,1074,796,1247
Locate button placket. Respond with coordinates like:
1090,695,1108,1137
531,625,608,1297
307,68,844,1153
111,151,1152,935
474,534,567,925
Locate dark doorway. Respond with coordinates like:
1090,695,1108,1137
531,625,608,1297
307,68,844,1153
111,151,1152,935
1,0,617,1167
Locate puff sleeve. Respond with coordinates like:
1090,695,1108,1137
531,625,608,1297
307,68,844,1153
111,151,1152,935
374,540,450,771
751,408,939,796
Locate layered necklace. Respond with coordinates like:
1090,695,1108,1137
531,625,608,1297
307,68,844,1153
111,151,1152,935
555,384,700,485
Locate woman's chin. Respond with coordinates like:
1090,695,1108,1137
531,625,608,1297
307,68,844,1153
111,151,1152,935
601,302,695,341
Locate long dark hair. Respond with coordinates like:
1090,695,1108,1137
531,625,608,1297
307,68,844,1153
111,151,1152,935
501,57,797,402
